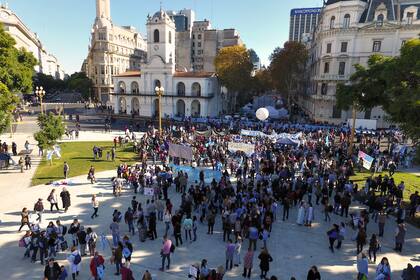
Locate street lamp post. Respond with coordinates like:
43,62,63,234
35,86,46,115
155,85,164,134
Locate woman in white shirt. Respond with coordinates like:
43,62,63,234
91,194,99,219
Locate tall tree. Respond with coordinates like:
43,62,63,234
33,72,65,93
336,38,420,160
0,22,37,133
269,41,308,110
214,45,253,111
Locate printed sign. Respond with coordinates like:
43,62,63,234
228,142,255,155
358,151,374,170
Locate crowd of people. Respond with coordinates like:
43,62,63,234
14,120,420,280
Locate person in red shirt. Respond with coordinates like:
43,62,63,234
89,251,105,280
121,263,135,280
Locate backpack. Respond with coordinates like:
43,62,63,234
74,254,81,265
122,247,131,258
170,243,175,253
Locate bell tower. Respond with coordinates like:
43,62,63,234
146,9,176,65
96,0,110,20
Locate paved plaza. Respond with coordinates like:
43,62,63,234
0,126,419,280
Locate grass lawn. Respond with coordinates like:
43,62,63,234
32,141,138,186
350,171,420,201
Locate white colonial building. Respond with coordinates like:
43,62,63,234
111,10,225,118
300,0,420,127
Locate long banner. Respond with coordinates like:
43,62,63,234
228,142,255,155
168,143,193,160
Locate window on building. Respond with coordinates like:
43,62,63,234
324,62,330,74
326,43,332,54
153,29,160,43
338,61,346,75
401,40,406,46
364,109,372,119
330,16,336,29
192,34,195,39
192,42,195,47
198,34,202,40
198,42,201,47
372,40,381,52
343,14,350,28
377,14,384,27
407,12,414,24
341,42,348,53
169,31,172,44
321,83,327,95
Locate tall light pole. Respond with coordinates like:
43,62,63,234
155,85,164,134
35,86,46,115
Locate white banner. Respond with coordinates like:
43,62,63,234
228,142,255,155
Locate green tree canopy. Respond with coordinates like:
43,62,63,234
34,112,65,150
336,38,420,156
65,72,93,100
33,72,65,93
269,41,308,109
0,22,37,133
214,45,254,110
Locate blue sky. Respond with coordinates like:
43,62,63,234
6,0,322,74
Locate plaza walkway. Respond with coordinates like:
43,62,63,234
0,124,419,279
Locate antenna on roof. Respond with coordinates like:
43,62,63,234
160,1,163,11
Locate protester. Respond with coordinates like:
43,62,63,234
89,251,105,280
44,258,61,280
91,194,99,219
60,188,71,213
258,248,273,279
307,265,321,280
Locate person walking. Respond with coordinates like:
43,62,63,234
327,224,339,253
395,223,406,252
357,253,369,280
163,208,172,236
63,162,69,179
356,227,367,254
258,248,273,279
47,189,60,212
248,225,259,251
242,248,254,279
89,251,105,280
34,198,44,223
77,226,87,257
207,209,216,235
67,246,81,280
160,235,172,271
60,188,71,213
234,237,242,267
121,262,135,280
24,155,31,170
375,257,391,280
368,234,380,264
124,207,135,235
18,207,30,231
282,197,290,221
91,195,99,219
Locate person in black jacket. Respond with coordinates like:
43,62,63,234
44,258,61,280
307,265,321,280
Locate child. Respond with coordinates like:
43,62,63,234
234,237,242,266
58,265,68,280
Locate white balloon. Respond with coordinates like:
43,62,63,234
256,107,269,121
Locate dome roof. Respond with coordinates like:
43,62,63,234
152,9,169,20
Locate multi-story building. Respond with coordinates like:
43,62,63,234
166,9,243,72
111,9,225,118
289,7,322,43
86,0,147,103
0,3,65,79
300,0,420,127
